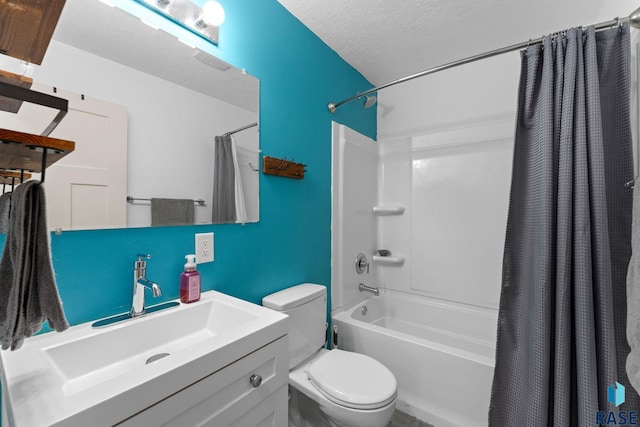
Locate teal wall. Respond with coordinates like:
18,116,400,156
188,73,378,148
1,2,377,419
35,0,375,327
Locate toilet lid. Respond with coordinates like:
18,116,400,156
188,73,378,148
306,350,397,410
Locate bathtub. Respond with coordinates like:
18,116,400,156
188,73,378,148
332,290,497,427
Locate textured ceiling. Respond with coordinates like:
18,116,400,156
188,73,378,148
277,0,638,87
49,0,639,109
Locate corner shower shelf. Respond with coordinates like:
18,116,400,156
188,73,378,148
372,255,406,266
372,205,405,216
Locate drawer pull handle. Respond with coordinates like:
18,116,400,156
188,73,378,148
250,374,262,388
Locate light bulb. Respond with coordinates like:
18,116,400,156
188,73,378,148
201,1,225,26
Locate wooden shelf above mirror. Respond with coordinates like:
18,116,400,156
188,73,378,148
0,0,67,65
0,128,74,172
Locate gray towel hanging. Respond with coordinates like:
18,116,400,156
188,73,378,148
0,181,69,351
151,198,195,226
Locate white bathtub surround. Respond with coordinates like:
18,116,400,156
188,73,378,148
333,290,496,427
332,119,513,310
331,123,380,310
331,119,513,426
377,119,513,309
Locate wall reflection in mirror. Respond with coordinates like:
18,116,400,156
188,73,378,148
0,0,259,231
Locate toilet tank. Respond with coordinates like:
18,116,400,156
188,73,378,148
262,283,327,369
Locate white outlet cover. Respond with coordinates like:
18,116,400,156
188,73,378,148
195,232,214,263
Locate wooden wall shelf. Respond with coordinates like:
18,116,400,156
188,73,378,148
0,170,31,186
0,128,74,173
0,70,72,183
262,156,306,179
0,0,67,65
0,70,33,113
0,81,69,137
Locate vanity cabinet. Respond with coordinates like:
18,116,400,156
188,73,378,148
1,290,289,427
117,336,289,426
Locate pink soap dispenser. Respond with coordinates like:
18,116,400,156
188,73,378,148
180,254,201,303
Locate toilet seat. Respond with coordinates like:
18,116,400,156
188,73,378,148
305,349,397,410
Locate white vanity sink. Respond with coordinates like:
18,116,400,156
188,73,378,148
0,290,289,426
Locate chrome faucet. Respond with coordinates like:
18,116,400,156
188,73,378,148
359,283,379,296
132,254,162,316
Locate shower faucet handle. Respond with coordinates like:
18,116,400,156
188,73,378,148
355,253,369,275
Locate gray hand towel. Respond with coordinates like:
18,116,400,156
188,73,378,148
0,192,11,233
0,180,69,351
151,198,195,226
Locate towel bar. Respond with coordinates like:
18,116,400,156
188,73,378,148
126,196,206,206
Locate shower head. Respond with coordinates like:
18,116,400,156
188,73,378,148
363,95,377,108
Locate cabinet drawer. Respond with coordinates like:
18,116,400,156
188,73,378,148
117,336,288,427
228,384,287,427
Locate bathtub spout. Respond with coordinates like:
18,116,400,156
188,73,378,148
359,283,379,296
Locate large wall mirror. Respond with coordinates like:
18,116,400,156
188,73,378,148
0,0,259,230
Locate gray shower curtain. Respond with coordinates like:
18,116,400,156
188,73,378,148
489,24,637,426
212,135,236,223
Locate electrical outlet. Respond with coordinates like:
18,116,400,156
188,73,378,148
195,232,214,263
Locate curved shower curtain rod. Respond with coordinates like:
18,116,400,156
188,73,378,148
222,122,258,137
328,6,640,113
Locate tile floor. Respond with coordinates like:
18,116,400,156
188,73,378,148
387,410,434,427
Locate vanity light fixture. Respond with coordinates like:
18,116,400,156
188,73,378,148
195,1,225,28
136,0,224,45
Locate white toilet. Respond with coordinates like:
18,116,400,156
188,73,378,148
262,283,397,427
